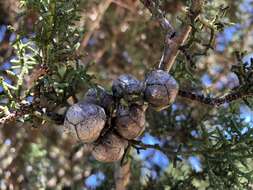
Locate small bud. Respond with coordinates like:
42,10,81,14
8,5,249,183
144,70,178,110
112,74,143,101
115,104,146,140
85,86,114,113
64,102,106,143
92,133,128,162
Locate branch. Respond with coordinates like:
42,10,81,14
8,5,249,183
141,0,203,72
178,90,253,107
158,0,203,72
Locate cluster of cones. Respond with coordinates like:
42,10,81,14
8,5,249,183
64,70,179,162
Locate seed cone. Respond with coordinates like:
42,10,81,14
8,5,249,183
64,102,106,143
92,132,128,162
85,86,114,113
144,70,178,110
112,74,143,100
115,104,146,140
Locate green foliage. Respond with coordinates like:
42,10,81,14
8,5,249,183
0,0,94,124
199,106,253,189
0,33,38,118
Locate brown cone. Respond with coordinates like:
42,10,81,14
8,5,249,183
64,102,106,143
144,70,178,110
92,133,128,163
115,104,146,140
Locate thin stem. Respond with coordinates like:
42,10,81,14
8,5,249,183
178,90,253,106
129,139,201,156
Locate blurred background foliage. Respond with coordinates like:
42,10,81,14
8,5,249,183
0,0,253,189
